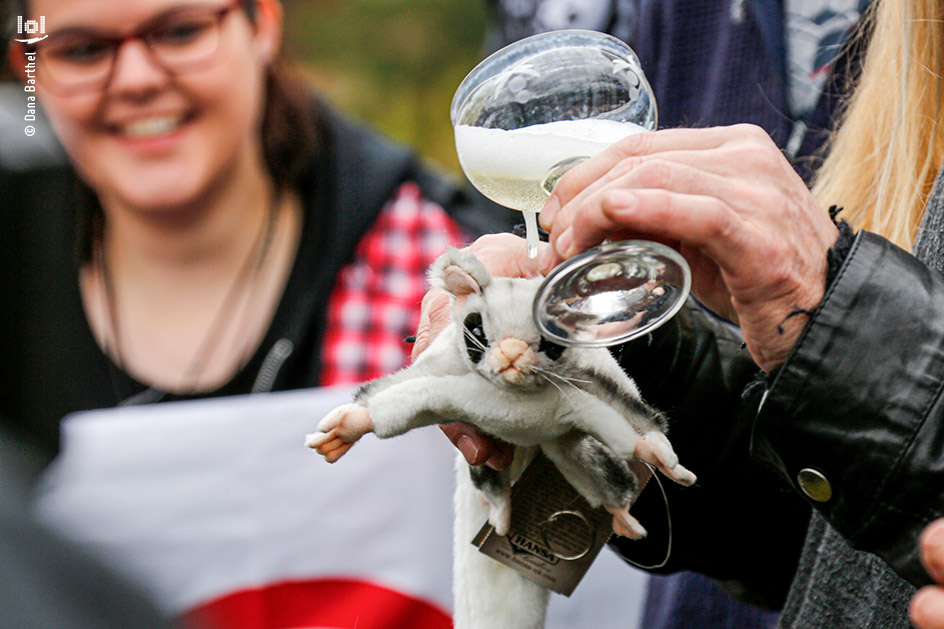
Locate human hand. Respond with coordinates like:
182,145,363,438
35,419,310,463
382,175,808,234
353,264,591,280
911,519,944,628
538,125,839,373
440,423,515,470
413,233,540,469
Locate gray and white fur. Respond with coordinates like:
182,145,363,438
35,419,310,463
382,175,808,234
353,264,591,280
306,248,695,628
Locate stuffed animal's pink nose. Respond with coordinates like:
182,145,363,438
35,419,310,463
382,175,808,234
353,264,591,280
492,338,536,383
498,338,528,362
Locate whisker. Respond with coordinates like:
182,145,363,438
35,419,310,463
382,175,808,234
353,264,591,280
463,328,487,351
534,369,578,411
534,367,592,389
535,367,595,387
559,375,594,385
531,366,582,411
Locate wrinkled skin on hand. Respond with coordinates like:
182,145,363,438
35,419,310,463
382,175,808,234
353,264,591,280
538,124,838,373
413,234,540,469
421,125,837,466
912,519,944,629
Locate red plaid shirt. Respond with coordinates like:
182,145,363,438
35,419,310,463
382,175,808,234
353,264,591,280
319,182,469,385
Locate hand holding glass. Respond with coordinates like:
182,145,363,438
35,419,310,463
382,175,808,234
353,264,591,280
451,30,690,347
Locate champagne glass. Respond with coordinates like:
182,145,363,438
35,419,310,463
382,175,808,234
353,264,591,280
451,29,690,347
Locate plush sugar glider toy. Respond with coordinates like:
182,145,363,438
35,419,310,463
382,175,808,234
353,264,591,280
306,248,695,628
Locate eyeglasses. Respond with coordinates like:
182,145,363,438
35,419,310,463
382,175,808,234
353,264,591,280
27,1,244,94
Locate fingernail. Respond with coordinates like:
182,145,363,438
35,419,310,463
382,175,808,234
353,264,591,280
457,435,482,465
556,227,574,258
541,195,560,228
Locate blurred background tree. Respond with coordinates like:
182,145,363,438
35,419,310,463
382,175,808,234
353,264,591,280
284,0,490,175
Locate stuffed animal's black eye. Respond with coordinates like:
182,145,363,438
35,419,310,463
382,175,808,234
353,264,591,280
538,336,566,361
463,312,487,364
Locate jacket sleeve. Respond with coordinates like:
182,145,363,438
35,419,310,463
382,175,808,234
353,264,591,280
607,298,812,610
752,229,944,587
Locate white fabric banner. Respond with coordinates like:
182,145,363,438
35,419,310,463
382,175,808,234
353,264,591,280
34,386,646,628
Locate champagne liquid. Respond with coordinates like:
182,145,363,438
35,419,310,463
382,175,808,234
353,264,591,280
456,119,646,256
462,174,552,215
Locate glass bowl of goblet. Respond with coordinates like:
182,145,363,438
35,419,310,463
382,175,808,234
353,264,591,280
451,29,690,347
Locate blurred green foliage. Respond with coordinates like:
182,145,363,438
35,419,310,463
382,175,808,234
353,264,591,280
283,0,490,174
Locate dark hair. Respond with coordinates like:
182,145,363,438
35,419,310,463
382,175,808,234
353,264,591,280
235,0,323,193
6,0,322,261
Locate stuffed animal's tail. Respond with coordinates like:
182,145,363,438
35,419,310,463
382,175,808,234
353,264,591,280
453,456,549,629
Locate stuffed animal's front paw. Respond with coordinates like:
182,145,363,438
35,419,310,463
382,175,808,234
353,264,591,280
305,403,374,463
634,431,697,487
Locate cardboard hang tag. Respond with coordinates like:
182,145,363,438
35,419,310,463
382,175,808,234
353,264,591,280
471,453,651,596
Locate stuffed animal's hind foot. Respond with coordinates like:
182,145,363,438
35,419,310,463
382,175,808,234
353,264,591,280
468,465,514,536
604,504,647,540
488,498,513,536
634,431,697,487
305,403,374,463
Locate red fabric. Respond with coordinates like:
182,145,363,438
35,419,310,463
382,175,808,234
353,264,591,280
320,182,467,386
184,578,452,629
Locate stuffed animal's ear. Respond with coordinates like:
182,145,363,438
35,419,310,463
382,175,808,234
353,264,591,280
430,248,492,297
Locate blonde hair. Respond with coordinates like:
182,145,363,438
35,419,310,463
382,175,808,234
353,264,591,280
812,0,944,250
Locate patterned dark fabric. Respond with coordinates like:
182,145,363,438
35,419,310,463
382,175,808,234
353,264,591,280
486,0,640,52
320,182,467,385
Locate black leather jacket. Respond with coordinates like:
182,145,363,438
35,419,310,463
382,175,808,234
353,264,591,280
756,230,944,588
608,230,941,606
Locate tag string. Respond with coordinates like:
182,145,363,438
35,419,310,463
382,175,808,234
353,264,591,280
621,463,672,570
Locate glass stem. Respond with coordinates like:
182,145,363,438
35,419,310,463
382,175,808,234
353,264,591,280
524,210,540,259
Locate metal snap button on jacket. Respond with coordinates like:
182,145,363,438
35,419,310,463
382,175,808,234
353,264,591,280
797,468,832,502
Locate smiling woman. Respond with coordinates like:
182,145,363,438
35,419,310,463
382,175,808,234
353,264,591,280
8,0,313,393
0,0,512,444
0,0,513,625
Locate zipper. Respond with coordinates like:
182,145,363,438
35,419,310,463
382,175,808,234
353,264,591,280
251,338,294,393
